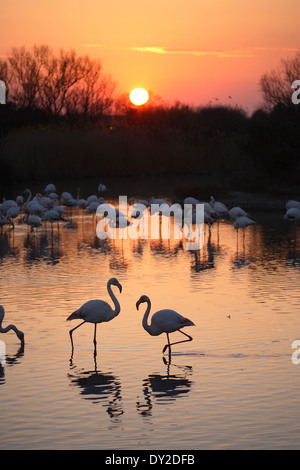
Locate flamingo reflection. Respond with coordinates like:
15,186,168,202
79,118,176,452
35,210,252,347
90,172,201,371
136,356,193,417
0,340,24,386
68,360,123,421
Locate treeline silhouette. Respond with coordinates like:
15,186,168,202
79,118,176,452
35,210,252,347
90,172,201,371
1,45,300,192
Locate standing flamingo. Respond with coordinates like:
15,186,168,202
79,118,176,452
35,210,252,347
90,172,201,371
0,306,24,345
136,295,195,355
66,278,122,356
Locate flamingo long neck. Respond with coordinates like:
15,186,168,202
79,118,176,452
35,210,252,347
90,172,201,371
0,312,18,335
0,323,19,335
142,298,153,334
107,281,120,316
25,189,32,203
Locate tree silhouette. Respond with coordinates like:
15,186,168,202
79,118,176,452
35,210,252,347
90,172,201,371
260,50,300,110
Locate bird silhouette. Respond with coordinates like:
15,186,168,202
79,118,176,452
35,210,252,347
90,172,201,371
136,295,195,355
67,278,122,357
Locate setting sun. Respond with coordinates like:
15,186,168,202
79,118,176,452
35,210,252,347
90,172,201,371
129,88,149,106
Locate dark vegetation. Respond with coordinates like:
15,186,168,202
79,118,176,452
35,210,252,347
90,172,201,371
0,46,300,197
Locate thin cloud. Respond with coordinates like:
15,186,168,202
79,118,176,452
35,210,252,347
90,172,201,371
126,46,255,58
83,44,299,58
84,44,105,48
125,45,299,58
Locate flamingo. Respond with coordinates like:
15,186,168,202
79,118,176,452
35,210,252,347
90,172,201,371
44,183,56,195
98,183,107,195
136,295,195,355
234,216,256,246
0,200,18,216
228,206,249,220
66,277,123,356
23,215,42,232
77,199,88,209
61,192,73,204
129,197,150,208
87,195,98,205
184,197,199,205
150,197,171,206
41,209,61,223
0,306,24,345
16,195,24,206
209,196,228,216
284,208,300,221
6,205,19,221
234,216,256,230
286,200,300,211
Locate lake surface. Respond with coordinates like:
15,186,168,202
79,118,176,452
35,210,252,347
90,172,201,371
1,201,300,450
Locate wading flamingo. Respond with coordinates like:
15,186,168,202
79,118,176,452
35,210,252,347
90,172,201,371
136,295,195,355
67,278,122,356
0,306,24,345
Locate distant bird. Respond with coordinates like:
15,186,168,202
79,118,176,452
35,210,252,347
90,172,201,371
0,306,24,345
16,195,24,206
285,200,300,211
98,183,107,195
234,216,256,230
87,201,100,214
136,295,195,354
0,200,18,216
6,205,19,222
184,197,200,206
77,199,89,209
41,209,61,226
228,206,249,220
234,216,256,232
284,207,300,222
87,195,98,205
150,197,171,206
45,183,56,195
23,215,42,231
66,278,123,356
61,192,73,204
209,196,228,216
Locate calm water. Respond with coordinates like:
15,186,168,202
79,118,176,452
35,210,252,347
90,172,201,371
1,202,300,449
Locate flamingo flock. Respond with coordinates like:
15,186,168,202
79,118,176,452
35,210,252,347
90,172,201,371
0,183,259,236
1,183,300,357
0,183,107,233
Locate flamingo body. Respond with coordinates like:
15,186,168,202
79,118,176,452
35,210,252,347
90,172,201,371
286,200,300,211
210,196,228,215
67,299,119,324
284,208,300,221
229,207,249,220
234,216,256,229
145,309,194,336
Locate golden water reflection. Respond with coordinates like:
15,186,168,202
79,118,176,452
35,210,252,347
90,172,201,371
1,203,300,449
0,206,299,273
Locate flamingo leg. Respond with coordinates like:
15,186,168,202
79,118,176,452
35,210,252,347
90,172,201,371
162,330,193,354
162,332,172,355
93,324,97,357
69,321,85,355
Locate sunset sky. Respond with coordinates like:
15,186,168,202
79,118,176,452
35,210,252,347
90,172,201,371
1,0,300,112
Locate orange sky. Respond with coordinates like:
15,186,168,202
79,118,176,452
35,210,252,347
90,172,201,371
1,0,300,112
